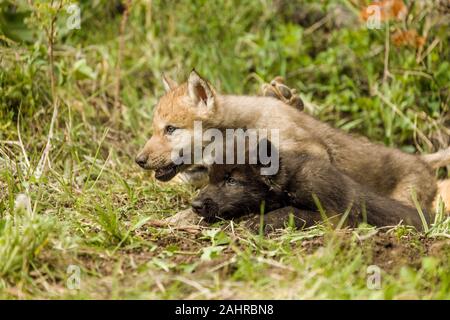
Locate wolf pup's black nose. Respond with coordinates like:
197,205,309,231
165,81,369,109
191,200,204,213
135,154,148,168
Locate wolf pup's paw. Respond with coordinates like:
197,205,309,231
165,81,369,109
172,165,209,189
261,77,304,111
163,208,204,226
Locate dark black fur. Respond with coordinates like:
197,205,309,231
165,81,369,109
193,148,431,231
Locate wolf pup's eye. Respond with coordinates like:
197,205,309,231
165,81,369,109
164,125,178,135
226,177,238,186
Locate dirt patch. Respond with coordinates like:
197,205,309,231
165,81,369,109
141,225,450,275
365,233,450,272
37,226,450,290
299,236,326,254
281,230,450,272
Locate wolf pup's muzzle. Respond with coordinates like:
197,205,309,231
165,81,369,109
192,198,219,220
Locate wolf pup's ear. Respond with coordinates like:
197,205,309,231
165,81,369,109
162,73,178,92
187,70,215,111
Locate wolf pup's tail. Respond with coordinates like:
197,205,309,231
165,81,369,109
422,147,450,169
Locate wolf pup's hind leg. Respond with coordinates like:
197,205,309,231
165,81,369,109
261,77,304,111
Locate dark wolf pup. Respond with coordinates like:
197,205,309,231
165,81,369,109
191,137,432,231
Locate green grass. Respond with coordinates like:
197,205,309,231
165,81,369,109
0,0,449,299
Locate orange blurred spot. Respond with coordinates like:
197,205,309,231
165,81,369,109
360,0,407,22
392,29,426,48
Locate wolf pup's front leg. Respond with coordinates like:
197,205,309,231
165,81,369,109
163,208,204,226
244,206,324,234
